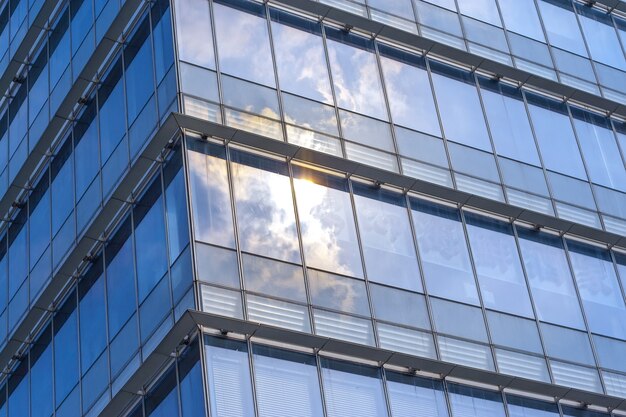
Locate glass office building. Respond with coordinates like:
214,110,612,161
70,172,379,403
1,0,626,414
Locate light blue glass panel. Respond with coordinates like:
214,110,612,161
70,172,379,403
431,298,488,342
293,167,363,278
368,0,413,17
541,322,595,365
537,0,587,57
371,284,430,329
516,228,585,329
430,66,492,151
213,2,275,86
593,335,626,373
457,0,501,26
187,141,236,248
352,183,421,292
527,99,586,179
411,199,479,305
309,269,370,315
174,0,214,68
487,311,543,354
447,383,506,417
243,254,306,302
464,213,533,317
573,116,626,192
270,11,333,104
386,372,449,417
577,9,626,70
252,345,324,417
378,50,441,136
325,29,387,120
567,241,626,340
204,336,254,417
479,82,540,166
506,395,560,417
231,151,300,263
498,0,544,41
321,359,389,417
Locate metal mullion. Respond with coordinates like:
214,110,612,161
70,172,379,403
561,236,607,395
345,178,380,350
206,0,227,126
372,39,402,176
157,156,175,338
173,339,183,417
379,365,394,417
245,337,260,417
531,0,564,84
423,56,458,190
119,18,131,176
263,0,289,145
101,231,113,404
609,249,626,326
129,192,142,366
196,333,212,417
314,348,331,417
286,162,316,335
518,87,560,219
319,23,347,160
509,223,557,387
609,14,626,78
403,192,441,361
471,71,509,206
50,312,56,417
178,134,202,311
457,207,499,374
450,0,471,54
564,105,605,230
571,2,605,94
72,287,83,416
223,140,248,321
168,0,184,115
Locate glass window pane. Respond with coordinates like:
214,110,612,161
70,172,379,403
352,183,421,292
487,310,543,354
386,372,449,417
538,0,587,56
187,140,236,248
438,336,495,370
134,194,167,302
282,94,338,136
593,334,626,373
411,199,479,305
527,97,586,179
572,114,626,191
431,298,488,342
339,110,394,152
231,151,300,263
321,359,389,417
371,284,430,330
578,9,626,70
516,227,585,329
457,0,501,26
174,0,214,68
293,167,363,278
447,383,506,417
479,81,540,166
252,345,323,417
567,241,626,339
270,11,332,103
213,2,275,86
506,395,560,417
243,254,306,302
541,322,595,365
325,28,387,120
309,269,369,315
431,63,492,151
464,212,533,317
498,0,544,41
195,243,240,288
379,49,440,136
204,336,254,417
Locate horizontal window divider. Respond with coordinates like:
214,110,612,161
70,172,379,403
174,112,626,251
272,0,626,119
0,113,180,388
102,308,626,416
0,0,149,235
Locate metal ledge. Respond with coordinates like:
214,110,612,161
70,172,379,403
0,114,180,377
274,0,626,119
172,113,626,250
100,309,626,416
0,0,147,229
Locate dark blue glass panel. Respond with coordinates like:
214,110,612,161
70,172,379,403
78,259,106,372
179,341,205,417
145,366,179,417
54,293,79,405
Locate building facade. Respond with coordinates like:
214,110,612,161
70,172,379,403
0,0,625,415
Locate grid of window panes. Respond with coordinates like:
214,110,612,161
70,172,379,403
189,136,626,397
0,0,137,200
174,0,626,236
0,0,176,351
0,148,193,417
197,336,624,417
196,334,623,417
315,0,626,102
